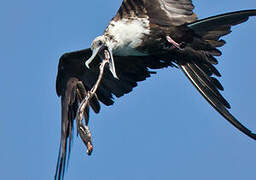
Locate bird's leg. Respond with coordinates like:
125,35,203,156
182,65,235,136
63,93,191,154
76,50,110,155
166,35,184,50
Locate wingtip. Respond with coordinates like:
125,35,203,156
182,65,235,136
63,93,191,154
248,132,256,141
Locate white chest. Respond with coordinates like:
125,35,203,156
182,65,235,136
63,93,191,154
105,18,150,56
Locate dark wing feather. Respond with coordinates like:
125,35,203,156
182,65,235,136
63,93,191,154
55,48,172,180
114,0,197,26
145,0,197,25
188,10,256,47
179,63,256,140
55,9,256,180
177,10,256,140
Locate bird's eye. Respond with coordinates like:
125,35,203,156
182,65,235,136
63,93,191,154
98,41,103,46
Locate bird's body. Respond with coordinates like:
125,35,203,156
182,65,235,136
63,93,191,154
87,0,198,69
55,0,256,180
104,18,150,56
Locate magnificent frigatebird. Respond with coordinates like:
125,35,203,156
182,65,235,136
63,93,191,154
55,0,256,179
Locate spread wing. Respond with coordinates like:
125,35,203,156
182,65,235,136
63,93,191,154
55,49,173,180
178,10,256,140
55,9,256,180
114,0,197,26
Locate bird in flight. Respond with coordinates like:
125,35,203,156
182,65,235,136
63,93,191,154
55,0,256,179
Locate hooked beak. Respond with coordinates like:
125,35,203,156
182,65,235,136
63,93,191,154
107,48,118,79
85,46,102,69
85,46,118,79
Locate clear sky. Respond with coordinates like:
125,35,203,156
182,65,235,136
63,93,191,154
1,0,256,180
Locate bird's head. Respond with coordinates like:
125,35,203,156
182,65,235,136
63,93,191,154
85,35,118,79
85,35,109,68
91,35,107,51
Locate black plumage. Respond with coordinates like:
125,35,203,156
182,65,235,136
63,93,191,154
55,1,256,179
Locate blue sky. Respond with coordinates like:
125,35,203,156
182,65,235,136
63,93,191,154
1,0,256,180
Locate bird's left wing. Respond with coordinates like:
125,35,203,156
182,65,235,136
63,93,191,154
114,0,197,26
55,48,172,180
